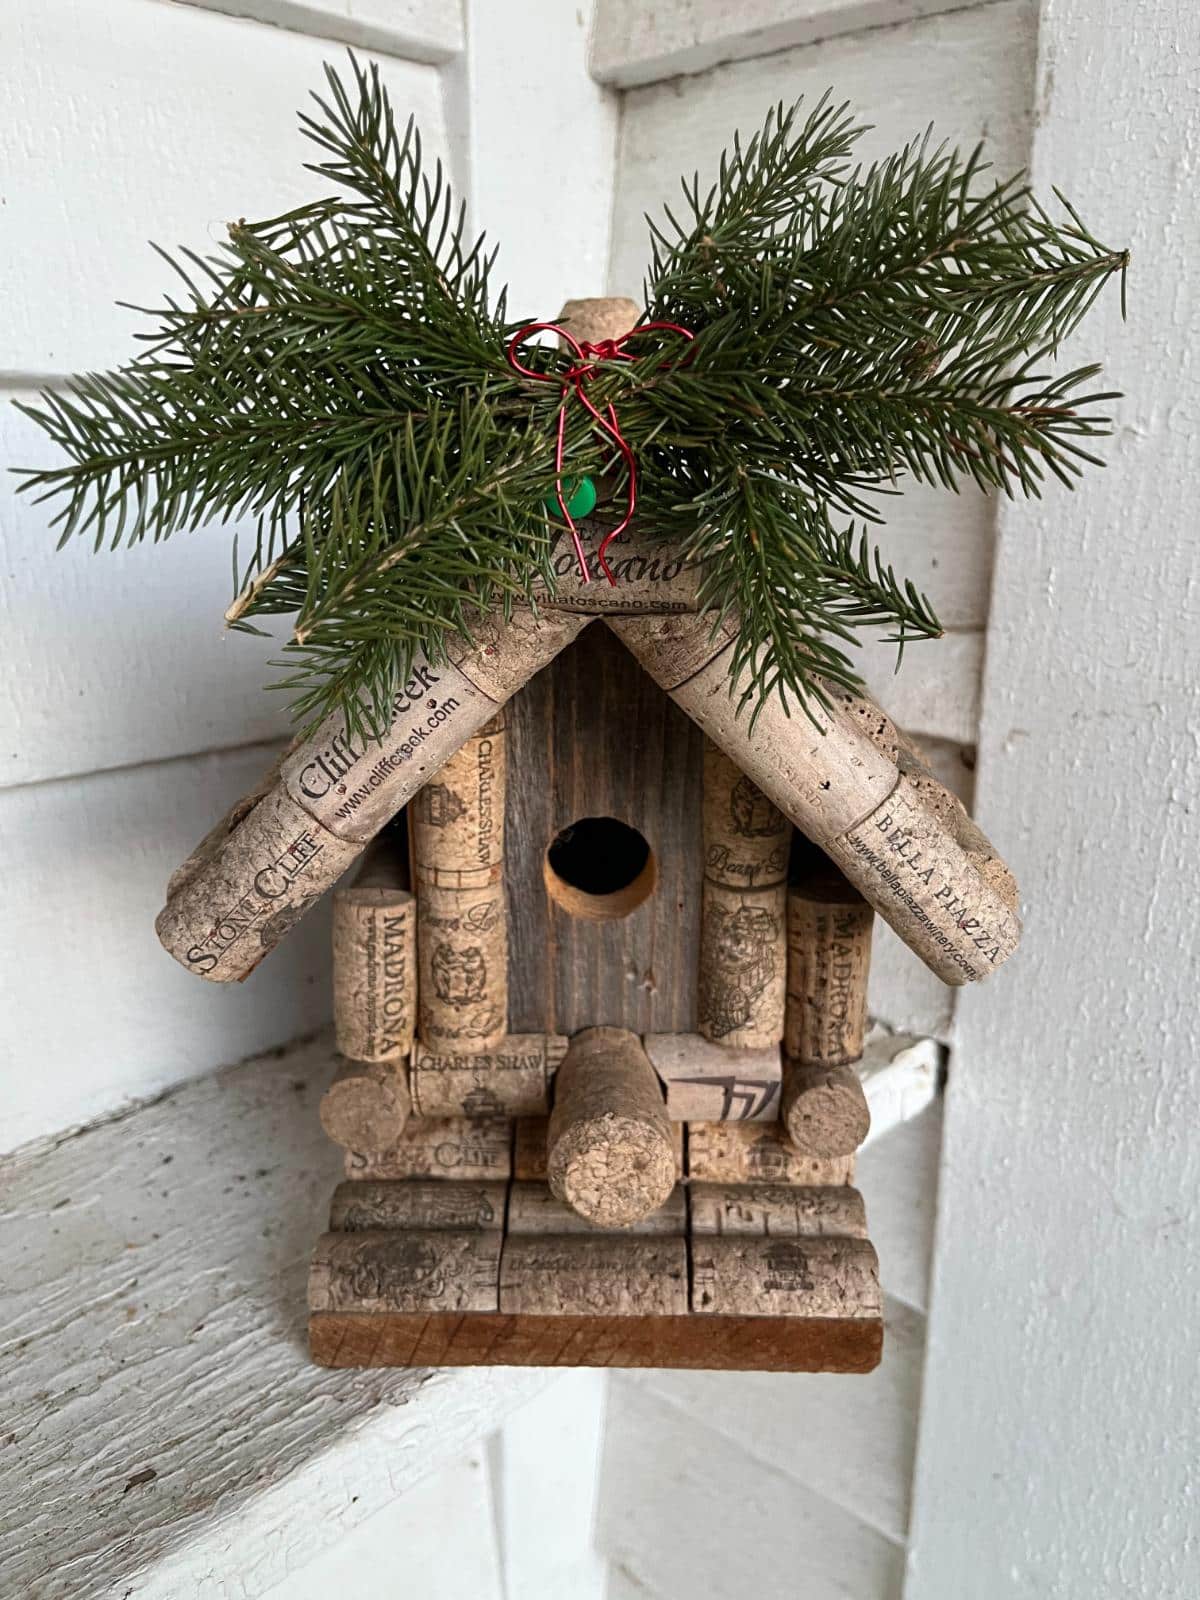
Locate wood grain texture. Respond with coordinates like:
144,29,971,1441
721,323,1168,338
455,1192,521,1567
310,1310,882,1372
505,622,705,1035
0,1030,553,1600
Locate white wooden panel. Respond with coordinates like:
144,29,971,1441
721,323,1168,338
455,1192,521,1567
610,1,1034,301
0,1032,550,1600
909,4,1200,1596
608,1,1034,721
608,1569,666,1600
261,1450,503,1600
0,744,341,1153
859,629,982,745
1,394,294,787
0,1,446,374
174,0,463,62
598,1380,906,1599
857,1097,941,1316
626,1295,924,1544
495,1373,608,1600
592,0,1002,87
445,0,619,318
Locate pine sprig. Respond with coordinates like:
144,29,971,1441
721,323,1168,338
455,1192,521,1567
14,58,1127,735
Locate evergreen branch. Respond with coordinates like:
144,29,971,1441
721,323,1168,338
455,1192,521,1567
15,58,1127,732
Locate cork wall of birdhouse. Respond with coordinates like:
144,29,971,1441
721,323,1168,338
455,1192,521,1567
501,622,706,1035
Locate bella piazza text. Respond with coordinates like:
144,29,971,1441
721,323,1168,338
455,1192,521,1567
866,807,1006,966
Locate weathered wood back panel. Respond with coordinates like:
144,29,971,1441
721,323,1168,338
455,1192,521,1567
505,621,704,1034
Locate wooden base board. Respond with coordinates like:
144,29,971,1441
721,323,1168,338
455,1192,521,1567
310,1309,882,1373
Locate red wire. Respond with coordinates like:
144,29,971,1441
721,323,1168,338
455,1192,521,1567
506,319,694,584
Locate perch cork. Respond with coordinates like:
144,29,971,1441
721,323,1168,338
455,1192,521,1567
547,1026,677,1227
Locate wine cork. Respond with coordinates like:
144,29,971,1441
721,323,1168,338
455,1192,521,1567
697,882,787,1049
332,840,416,1061
828,782,1020,983
411,715,507,888
309,1229,502,1313
557,295,641,348
535,531,703,614
515,1116,684,1182
412,713,510,1051
159,608,585,983
895,735,1021,912
329,1179,507,1232
507,1181,686,1236
686,1121,855,1186
343,1115,512,1180
156,784,362,982
785,873,874,1066
547,1027,677,1227
781,1062,870,1158
320,1059,412,1152
609,613,1022,986
643,1034,781,1123
498,1234,688,1315
280,609,586,842
702,744,791,890
410,1034,567,1119
415,880,508,1050
166,743,292,900
690,1234,880,1319
689,1183,868,1239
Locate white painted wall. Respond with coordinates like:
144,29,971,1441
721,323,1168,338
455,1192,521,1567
609,0,1035,1044
0,1,453,1152
7,3,1193,1597
908,4,1200,1595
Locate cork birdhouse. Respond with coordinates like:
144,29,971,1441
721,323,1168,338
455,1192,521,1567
156,300,1021,1375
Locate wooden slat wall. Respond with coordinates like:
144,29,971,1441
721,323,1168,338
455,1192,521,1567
507,623,705,1035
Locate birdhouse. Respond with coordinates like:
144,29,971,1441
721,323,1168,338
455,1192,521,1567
155,302,1021,1375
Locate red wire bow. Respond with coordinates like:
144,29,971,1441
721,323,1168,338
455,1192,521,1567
506,319,694,584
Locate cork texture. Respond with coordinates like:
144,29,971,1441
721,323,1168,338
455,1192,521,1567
329,1179,508,1232
557,296,641,347
410,1034,566,1119
686,1121,855,1186
448,606,589,703
309,1229,502,1314
332,887,416,1062
691,1234,880,1319
689,1182,868,1239
702,743,791,890
829,783,1023,985
515,1116,683,1183
697,880,788,1050
319,1059,412,1152
643,1034,782,1123
166,744,290,900
416,879,508,1051
609,610,740,692
535,530,703,615
547,1027,677,1227
156,783,362,982
613,610,1022,984
343,1116,512,1181
507,1180,686,1236
411,716,507,887
499,1234,688,1316
781,1061,871,1157
280,655,495,842
785,878,874,1066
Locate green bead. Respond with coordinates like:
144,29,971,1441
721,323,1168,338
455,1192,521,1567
545,476,597,521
